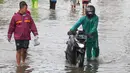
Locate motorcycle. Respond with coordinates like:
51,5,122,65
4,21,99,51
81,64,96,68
65,30,87,67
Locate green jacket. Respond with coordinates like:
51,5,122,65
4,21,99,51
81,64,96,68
70,15,99,42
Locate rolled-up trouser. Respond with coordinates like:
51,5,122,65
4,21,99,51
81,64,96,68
86,39,99,59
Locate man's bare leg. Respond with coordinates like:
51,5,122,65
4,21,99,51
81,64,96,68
21,49,27,64
16,50,22,66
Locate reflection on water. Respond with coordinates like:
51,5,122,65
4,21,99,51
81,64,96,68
16,66,33,73
31,8,39,21
65,60,99,73
84,60,99,73
49,10,57,20
0,0,4,4
64,0,69,2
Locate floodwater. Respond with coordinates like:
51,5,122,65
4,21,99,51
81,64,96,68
0,0,130,73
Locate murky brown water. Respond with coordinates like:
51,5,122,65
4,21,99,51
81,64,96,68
0,0,130,73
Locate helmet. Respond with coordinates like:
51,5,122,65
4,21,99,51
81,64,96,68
86,5,95,18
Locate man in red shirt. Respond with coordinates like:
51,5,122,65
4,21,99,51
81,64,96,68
7,1,39,66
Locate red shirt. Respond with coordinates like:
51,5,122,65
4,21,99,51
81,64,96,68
8,12,38,40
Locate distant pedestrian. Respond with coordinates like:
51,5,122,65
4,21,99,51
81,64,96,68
82,0,91,14
70,0,76,9
32,0,38,8
50,0,57,10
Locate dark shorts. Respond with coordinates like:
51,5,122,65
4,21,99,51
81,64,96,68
15,40,29,51
82,1,89,4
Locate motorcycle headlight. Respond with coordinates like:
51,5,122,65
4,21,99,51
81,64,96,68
77,43,84,48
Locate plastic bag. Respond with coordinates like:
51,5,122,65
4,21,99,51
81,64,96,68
34,36,40,46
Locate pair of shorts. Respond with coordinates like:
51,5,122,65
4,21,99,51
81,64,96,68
82,1,89,4
15,40,29,51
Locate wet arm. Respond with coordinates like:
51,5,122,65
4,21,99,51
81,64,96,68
30,17,38,36
70,17,84,31
8,16,15,39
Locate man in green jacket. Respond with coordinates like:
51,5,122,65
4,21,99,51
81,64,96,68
68,5,99,61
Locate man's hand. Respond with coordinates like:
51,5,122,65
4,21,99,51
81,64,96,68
67,30,72,35
67,30,76,35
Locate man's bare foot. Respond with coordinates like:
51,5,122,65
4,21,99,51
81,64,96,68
21,62,26,66
17,64,21,67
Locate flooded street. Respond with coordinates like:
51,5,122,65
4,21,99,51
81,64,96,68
1,0,130,73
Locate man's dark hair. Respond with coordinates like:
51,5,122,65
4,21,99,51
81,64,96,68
19,1,27,9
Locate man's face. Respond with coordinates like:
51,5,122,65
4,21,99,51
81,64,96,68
21,5,27,13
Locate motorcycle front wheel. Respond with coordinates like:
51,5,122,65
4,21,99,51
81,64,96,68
77,53,85,67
